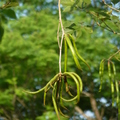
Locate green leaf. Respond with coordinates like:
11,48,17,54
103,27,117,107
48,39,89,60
63,6,71,12
0,25,4,42
1,9,17,19
61,0,74,6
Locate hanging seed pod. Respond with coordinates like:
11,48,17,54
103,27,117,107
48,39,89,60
69,34,90,70
65,34,82,71
108,61,114,106
52,83,60,120
111,62,119,105
64,38,67,72
99,59,105,92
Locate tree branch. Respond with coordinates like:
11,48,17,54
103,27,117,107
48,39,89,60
75,106,94,120
90,95,102,120
58,0,65,75
82,91,102,120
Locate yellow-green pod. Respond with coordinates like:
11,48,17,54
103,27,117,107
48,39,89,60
70,72,83,93
99,59,104,92
52,83,60,120
108,61,114,106
59,108,69,118
64,38,67,72
111,62,119,105
69,34,90,70
23,86,46,94
59,79,68,110
44,90,47,106
63,72,80,103
65,34,82,71
61,95,77,102
64,75,73,97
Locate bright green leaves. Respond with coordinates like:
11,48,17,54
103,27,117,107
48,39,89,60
24,72,83,119
62,0,120,35
61,0,91,12
64,33,90,71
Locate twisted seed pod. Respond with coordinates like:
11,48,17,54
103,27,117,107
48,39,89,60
70,72,83,93
58,108,69,118
62,72,81,103
64,75,74,97
23,72,83,119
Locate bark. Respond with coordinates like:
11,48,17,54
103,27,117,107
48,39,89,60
75,106,94,120
82,91,102,120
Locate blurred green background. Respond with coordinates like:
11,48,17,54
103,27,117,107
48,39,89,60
0,0,120,120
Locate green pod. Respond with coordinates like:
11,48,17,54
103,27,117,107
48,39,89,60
45,74,59,90
24,74,59,94
64,38,67,72
65,83,74,97
63,72,80,103
61,95,77,102
44,90,47,106
108,61,114,106
99,59,104,92
59,78,68,110
70,72,83,92
65,34,82,71
59,108,69,118
64,75,74,97
111,62,119,105
52,83,60,120
23,86,46,94
69,34,90,70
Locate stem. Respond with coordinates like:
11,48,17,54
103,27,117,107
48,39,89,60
58,0,65,75
102,0,120,12
108,49,120,60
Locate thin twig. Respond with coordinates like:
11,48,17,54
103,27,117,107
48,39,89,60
102,0,120,12
96,21,119,35
75,106,94,120
1,108,11,120
58,0,65,75
102,21,115,34
57,21,60,47
108,49,120,60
